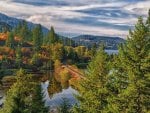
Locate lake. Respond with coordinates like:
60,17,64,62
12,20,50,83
105,49,118,54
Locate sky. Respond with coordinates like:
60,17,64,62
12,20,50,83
0,0,149,38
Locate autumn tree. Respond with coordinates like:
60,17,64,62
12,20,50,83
59,69,71,88
51,43,64,61
75,46,86,58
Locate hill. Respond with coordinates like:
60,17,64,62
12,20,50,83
72,35,125,49
0,13,74,45
0,13,49,33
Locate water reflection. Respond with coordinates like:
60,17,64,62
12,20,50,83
41,80,78,108
41,71,78,107
43,72,71,97
0,71,78,108
48,77,62,97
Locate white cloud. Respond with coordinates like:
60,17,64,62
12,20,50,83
0,0,149,38
98,17,137,26
124,1,150,16
61,2,127,11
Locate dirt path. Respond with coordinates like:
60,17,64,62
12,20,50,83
62,65,85,79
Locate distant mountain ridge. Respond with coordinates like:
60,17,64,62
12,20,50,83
0,13,125,49
72,35,125,50
0,13,49,33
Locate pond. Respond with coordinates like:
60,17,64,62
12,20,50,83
0,72,79,109
0,49,119,109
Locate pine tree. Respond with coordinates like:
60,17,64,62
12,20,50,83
146,9,150,25
15,44,22,68
46,26,58,45
0,56,7,76
0,69,34,113
32,24,43,52
31,52,43,67
31,84,49,113
73,45,110,113
5,32,15,49
13,21,32,42
110,17,150,113
90,43,97,57
20,21,32,42
0,69,48,113
106,52,129,113
59,98,71,113
14,22,22,36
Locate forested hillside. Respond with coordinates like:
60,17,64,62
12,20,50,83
72,35,125,49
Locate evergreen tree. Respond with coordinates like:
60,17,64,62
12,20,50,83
14,22,22,36
0,55,7,76
32,24,43,52
90,43,97,57
46,26,58,45
20,21,32,42
59,98,71,113
31,84,48,113
5,32,15,49
30,52,42,67
110,17,150,113
0,69,48,113
0,69,34,113
0,22,11,33
73,45,110,113
146,9,150,25
106,53,128,113
13,21,32,42
15,44,22,68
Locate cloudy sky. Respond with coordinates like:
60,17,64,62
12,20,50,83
0,0,149,38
